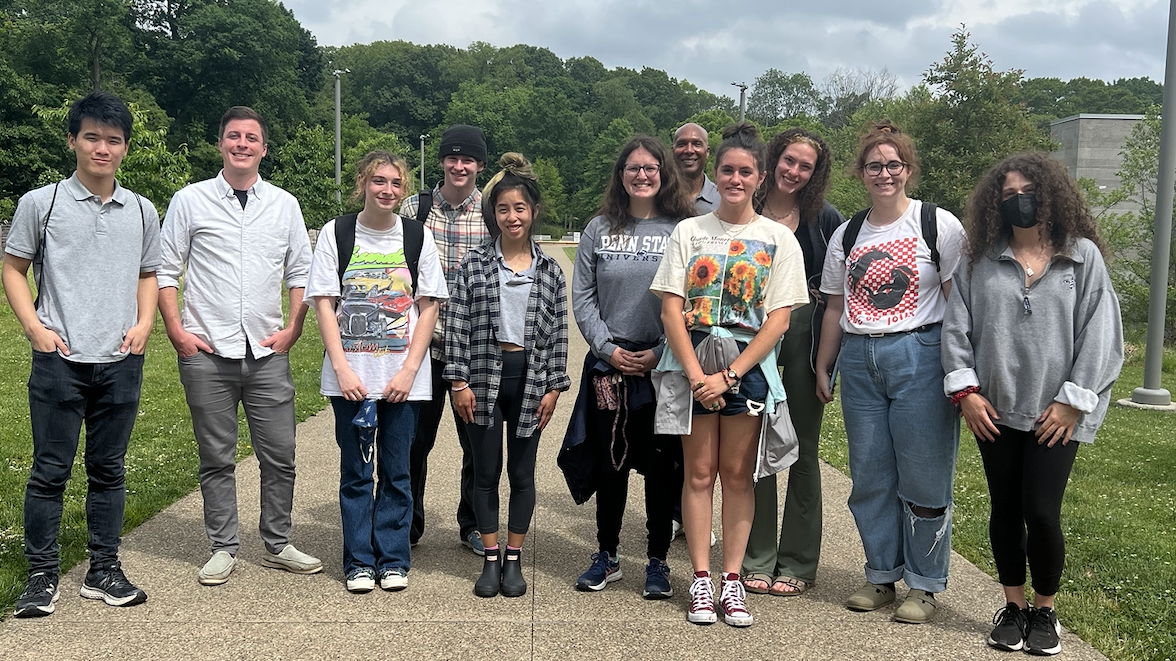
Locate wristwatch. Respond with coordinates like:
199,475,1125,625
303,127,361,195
724,368,739,383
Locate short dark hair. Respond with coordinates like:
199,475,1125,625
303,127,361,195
67,92,133,141
219,106,268,144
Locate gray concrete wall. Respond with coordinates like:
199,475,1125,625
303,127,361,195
1051,114,1145,213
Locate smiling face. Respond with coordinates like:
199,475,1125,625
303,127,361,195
218,118,267,178
622,146,662,203
773,142,818,196
860,143,909,203
441,154,484,190
68,118,129,183
495,187,535,241
715,147,765,207
362,163,406,212
673,124,709,178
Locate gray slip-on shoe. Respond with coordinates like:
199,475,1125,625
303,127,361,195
198,551,237,586
261,544,323,574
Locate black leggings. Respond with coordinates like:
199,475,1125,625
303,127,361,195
467,351,540,537
593,402,679,561
977,425,1080,596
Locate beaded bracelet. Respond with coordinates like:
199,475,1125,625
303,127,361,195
949,386,980,406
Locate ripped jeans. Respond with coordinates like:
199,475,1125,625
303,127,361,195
839,326,960,593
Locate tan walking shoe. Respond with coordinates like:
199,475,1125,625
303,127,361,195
845,583,896,611
894,588,938,623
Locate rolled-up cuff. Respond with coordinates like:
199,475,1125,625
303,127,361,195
943,368,980,396
1055,381,1099,414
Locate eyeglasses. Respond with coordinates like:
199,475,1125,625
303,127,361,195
623,164,660,176
863,161,907,177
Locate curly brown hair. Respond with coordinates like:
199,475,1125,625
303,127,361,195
754,127,833,224
965,152,1106,265
598,135,695,234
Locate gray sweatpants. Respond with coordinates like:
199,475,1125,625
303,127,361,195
178,349,297,555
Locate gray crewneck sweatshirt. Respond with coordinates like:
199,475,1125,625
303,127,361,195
941,237,1124,442
573,214,678,361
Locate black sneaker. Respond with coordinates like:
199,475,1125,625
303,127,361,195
1025,606,1063,656
14,572,60,618
987,602,1029,651
79,561,148,607
642,558,673,599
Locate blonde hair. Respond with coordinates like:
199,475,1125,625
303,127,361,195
351,150,413,206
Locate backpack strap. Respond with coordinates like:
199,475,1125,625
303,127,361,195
415,189,433,225
921,201,940,272
32,182,61,311
841,208,870,261
333,213,360,291
401,215,425,296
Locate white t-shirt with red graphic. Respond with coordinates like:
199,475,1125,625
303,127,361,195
820,200,965,335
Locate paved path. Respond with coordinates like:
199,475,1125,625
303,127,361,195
0,245,1108,660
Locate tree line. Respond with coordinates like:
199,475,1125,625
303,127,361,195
0,2,1165,240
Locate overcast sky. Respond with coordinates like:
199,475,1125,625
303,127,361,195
282,0,1169,97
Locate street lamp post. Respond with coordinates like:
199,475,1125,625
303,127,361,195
419,134,429,192
731,82,748,123
333,69,349,204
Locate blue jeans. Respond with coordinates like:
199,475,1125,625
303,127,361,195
24,351,144,574
331,398,418,575
838,326,959,593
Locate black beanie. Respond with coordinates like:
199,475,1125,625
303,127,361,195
438,125,487,164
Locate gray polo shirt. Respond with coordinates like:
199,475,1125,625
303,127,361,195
694,176,720,214
493,237,536,347
5,174,161,363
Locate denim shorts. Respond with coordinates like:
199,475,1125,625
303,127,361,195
689,331,768,417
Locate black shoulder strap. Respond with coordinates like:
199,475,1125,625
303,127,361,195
401,215,425,295
921,202,940,272
416,189,432,225
32,182,61,311
334,213,359,289
842,208,870,260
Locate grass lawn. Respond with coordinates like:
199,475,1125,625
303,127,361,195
0,278,328,616
819,340,1176,661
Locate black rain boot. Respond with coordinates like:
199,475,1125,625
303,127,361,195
500,548,527,598
474,548,501,598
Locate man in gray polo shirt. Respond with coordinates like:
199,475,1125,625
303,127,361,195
4,92,159,617
158,106,319,586
673,123,719,214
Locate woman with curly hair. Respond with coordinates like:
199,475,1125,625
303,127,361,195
568,136,695,599
445,153,571,598
651,122,808,627
742,128,844,597
814,120,966,624
942,152,1123,655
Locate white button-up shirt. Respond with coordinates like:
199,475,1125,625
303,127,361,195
159,172,311,360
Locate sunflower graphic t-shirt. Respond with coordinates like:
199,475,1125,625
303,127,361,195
305,217,449,401
651,213,807,332
819,199,965,335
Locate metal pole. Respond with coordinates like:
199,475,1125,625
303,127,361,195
419,134,429,192
1130,1,1176,406
333,69,343,204
731,82,748,123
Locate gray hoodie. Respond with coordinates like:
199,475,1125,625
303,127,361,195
941,237,1124,442
573,214,678,361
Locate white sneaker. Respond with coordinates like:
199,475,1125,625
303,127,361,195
198,551,237,586
671,521,717,547
261,544,323,574
346,568,376,593
711,530,717,547
379,568,408,591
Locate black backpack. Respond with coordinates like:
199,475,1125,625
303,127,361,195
333,203,428,295
842,202,940,272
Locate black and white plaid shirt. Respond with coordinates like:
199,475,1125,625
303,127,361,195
443,241,571,438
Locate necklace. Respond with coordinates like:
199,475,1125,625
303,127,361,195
1012,243,1051,277
763,197,797,221
716,214,754,238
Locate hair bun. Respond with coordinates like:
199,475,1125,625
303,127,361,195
721,121,759,142
498,152,536,180
870,120,901,136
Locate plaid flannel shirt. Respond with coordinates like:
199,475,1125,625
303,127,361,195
400,185,491,358
443,241,571,438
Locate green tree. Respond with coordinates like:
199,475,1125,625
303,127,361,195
747,69,819,126
268,123,341,229
906,27,1055,215
570,117,634,225
533,156,568,231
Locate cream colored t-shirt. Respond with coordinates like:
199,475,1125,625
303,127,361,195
651,212,808,332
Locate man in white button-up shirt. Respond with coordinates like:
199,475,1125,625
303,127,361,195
158,106,321,586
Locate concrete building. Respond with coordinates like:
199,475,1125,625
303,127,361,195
1051,113,1144,210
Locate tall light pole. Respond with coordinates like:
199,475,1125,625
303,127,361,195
419,134,429,192
1124,0,1176,410
333,69,349,204
731,82,748,123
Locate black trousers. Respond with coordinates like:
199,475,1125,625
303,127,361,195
467,351,540,537
977,425,1080,597
410,356,477,543
592,401,678,561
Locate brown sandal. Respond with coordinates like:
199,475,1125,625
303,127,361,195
769,575,811,597
741,573,772,594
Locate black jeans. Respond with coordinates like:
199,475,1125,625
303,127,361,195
592,401,678,561
467,351,539,536
24,351,144,574
977,425,1080,597
410,356,478,543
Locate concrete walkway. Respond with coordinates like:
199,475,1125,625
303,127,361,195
0,246,1108,660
